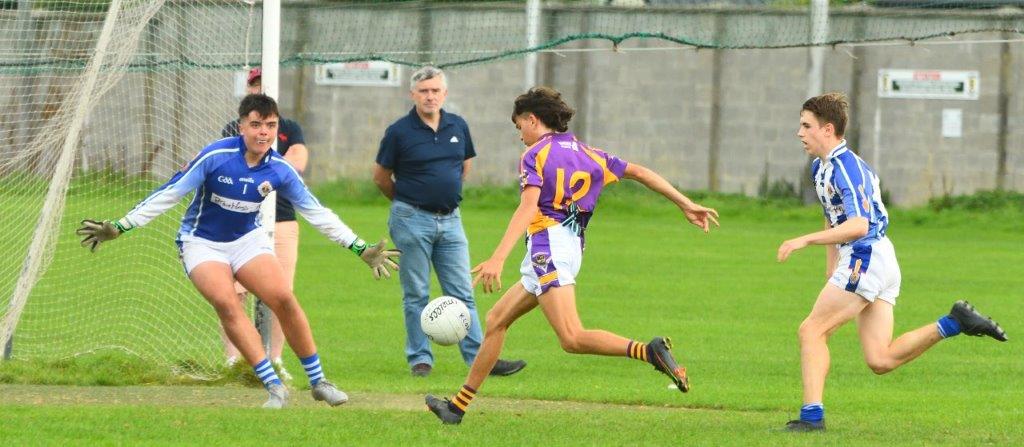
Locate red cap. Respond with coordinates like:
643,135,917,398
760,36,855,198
247,67,262,84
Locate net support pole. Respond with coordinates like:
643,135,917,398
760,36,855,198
995,33,1011,190
0,0,126,360
524,0,541,90
806,0,828,99
800,0,829,204
254,0,281,356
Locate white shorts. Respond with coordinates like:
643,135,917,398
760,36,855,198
828,237,901,305
177,228,275,276
234,221,299,295
520,224,583,296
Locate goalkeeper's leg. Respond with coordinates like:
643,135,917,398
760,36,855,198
235,254,316,361
235,254,347,406
188,261,286,407
190,262,269,364
219,286,251,366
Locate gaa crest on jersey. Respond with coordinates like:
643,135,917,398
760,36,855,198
825,183,835,197
531,252,550,268
258,180,274,197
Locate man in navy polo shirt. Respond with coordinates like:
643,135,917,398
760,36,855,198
374,66,526,378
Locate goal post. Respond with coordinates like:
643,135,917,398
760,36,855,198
254,0,281,359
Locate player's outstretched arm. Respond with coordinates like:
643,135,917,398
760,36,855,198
472,186,541,294
76,152,211,253
349,239,401,280
777,216,868,263
622,162,719,233
76,219,132,252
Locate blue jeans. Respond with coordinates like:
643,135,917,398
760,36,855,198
388,200,483,367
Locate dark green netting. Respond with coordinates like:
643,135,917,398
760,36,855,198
1,1,1022,72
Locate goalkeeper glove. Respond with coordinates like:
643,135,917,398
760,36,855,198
76,219,131,252
349,238,401,279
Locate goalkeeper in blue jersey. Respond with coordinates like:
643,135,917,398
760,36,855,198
76,94,399,409
777,92,1007,432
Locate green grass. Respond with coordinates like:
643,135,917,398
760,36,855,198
1,183,1022,445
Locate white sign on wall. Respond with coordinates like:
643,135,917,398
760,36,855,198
877,69,979,100
942,108,963,138
315,61,402,87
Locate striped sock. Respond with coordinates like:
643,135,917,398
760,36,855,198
300,353,325,386
937,315,962,338
448,384,476,415
253,358,282,388
626,340,650,363
800,402,824,422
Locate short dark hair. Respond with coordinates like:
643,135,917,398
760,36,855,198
802,92,849,137
238,93,279,120
512,86,575,132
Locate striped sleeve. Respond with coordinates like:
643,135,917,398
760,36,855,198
273,158,358,247
831,155,869,219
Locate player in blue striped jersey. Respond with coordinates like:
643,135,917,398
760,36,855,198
776,92,1006,432
77,94,399,408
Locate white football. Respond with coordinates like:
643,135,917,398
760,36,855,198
420,296,471,346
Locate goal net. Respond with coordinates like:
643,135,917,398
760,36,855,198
0,0,259,378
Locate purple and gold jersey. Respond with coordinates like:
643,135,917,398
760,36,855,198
519,132,628,236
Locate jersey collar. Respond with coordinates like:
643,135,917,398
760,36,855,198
408,107,452,131
826,139,849,160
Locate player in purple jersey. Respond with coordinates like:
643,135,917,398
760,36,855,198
777,92,1007,432
76,94,399,408
425,87,720,424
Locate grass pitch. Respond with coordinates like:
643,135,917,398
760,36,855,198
1,183,1021,445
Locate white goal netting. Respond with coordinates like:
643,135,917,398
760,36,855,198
0,0,258,378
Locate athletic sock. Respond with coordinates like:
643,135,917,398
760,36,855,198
800,403,824,423
300,353,325,385
253,358,282,388
937,315,962,338
449,384,476,415
626,340,650,363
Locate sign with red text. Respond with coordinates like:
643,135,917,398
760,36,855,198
877,69,979,100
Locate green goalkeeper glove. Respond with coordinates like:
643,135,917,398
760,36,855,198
349,238,401,280
76,219,130,252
